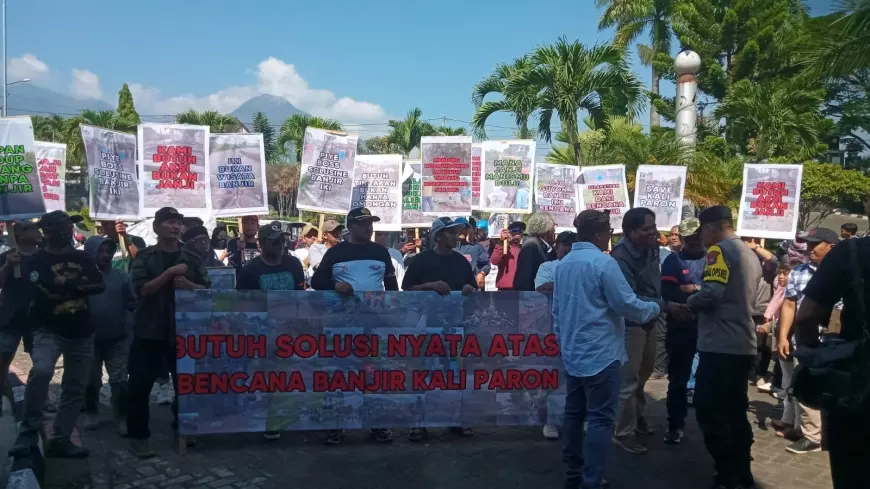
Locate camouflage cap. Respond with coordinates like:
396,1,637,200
678,217,701,237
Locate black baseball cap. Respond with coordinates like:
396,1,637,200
698,206,732,224
38,210,83,230
181,225,209,243
154,207,184,225
799,227,839,245
508,221,526,234
346,207,380,224
259,221,289,241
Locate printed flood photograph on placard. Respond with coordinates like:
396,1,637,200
351,155,402,231
209,133,268,217
420,136,472,215
533,163,578,232
138,123,209,216
297,127,357,214
736,164,803,240
81,125,140,221
577,164,630,233
400,161,429,228
471,143,482,210
0,117,45,220
633,165,687,231
34,141,67,213
479,140,535,213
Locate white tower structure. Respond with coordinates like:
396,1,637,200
674,50,701,146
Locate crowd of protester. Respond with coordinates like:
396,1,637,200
0,207,865,489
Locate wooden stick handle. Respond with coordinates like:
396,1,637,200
318,214,325,240
759,238,766,249
118,233,129,259
502,221,508,250
5,221,20,278
414,228,420,253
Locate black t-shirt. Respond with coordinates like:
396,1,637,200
237,255,305,291
27,248,105,338
227,239,260,268
159,250,181,328
803,237,870,341
0,250,35,330
402,249,477,292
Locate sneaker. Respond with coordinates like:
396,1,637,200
129,438,156,458
686,389,694,406
370,428,394,443
82,411,101,431
756,380,772,393
408,427,428,442
264,431,281,441
324,429,345,445
664,428,683,445
775,427,801,442
612,436,648,455
45,439,90,458
542,424,560,440
786,437,821,454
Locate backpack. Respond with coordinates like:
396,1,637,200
792,238,870,413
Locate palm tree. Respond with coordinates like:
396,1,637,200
277,114,343,163
804,0,870,78
508,38,645,165
596,0,675,128
385,108,437,156
32,114,68,142
175,109,241,133
434,126,467,136
713,79,824,160
64,110,130,164
471,56,538,139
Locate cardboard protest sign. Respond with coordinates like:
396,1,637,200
737,164,803,240
578,165,630,234
479,140,535,213
138,123,210,217
471,143,482,210
534,163,579,232
420,136,472,215
81,125,141,221
175,289,562,435
486,213,523,238
0,117,45,220
209,134,268,217
400,161,429,228
34,141,66,213
351,155,402,231
633,165,687,231
297,128,357,214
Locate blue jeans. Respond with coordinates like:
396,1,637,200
562,361,621,489
687,352,699,390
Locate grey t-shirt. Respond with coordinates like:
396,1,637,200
687,234,761,356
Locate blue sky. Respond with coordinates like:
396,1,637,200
9,0,836,151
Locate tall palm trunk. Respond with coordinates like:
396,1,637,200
650,68,660,128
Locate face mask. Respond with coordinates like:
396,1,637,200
45,229,72,248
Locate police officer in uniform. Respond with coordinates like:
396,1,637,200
685,206,763,489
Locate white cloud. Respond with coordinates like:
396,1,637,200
70,69,103,100
8,53,49,82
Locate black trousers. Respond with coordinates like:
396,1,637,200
825,408,870,489
126,338,177,440
665,327,696,430
694,352,755,488
754,331,772,379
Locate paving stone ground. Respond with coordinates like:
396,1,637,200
7,350,833,489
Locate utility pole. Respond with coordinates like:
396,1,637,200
2,0,7,117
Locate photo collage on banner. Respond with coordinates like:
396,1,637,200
81,125,140,221
209,133,269,217
34,141,67,213
577,164,630,233
138,123,210,217
0,117,45,220
351,155,402,231
296,128,357,214
533,163,579,232
401,161,429,229
471,143,481,210
737,164,803,240
633,165,687,231
479,140,536,214
174,289,563,435
420,136,472,216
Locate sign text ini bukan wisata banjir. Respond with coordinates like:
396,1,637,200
176,333,560,395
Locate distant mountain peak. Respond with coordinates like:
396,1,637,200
231,94,308,127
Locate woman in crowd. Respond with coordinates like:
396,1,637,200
183,225,224,267
211,225,230,265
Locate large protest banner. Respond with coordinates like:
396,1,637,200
400,161,429,228
138,123,210,217
633,165,687,231
577,164,630,233
34,141,66,213
737,164,803,240
81,125,141,221
297,128,357,214
471,143,482,210
0,117,45,220
175,290,563,435
351,155,402,231
209,134,268,217
420,136,472,215
533,163,579,232
479,140,535,213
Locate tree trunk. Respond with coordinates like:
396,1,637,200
650,68,660,128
